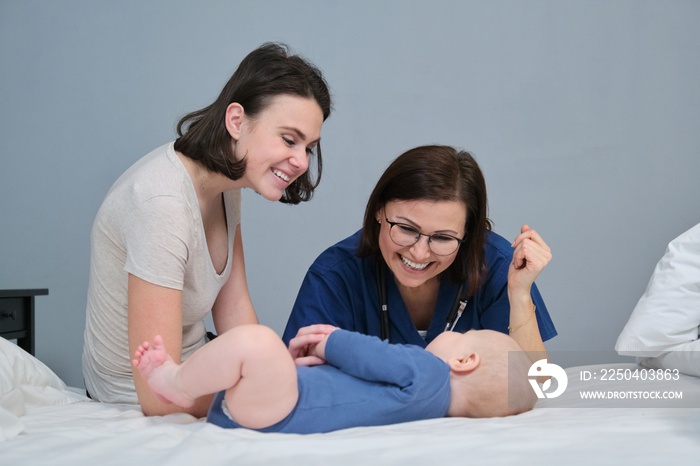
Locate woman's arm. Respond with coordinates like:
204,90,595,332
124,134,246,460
211,224,258,333
507,225,551,361
127,274,213,417
507,291,547,361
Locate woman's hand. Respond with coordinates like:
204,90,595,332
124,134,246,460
287,324,338,366
506,225,551,361
508,224,552,297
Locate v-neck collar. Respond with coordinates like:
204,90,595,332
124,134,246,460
385,274,462,347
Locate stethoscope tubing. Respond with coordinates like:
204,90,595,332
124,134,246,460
376,260,466,342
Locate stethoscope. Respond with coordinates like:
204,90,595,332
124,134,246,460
376,260,468,342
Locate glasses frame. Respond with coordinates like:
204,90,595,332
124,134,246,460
383,216,466,256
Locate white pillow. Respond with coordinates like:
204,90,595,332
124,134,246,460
0,338,85,416
637,340,700,376
615,222,700,376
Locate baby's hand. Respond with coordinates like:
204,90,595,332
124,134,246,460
288,324,338,366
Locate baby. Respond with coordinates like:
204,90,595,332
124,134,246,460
133,324,536,433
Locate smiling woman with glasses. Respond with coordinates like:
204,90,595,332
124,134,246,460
284,145,557,362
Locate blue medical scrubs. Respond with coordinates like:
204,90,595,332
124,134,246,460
282,229,557,347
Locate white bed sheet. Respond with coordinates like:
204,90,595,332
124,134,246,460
2,339,699,465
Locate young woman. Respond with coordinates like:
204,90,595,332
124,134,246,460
284,145,556,358
83,43,332,416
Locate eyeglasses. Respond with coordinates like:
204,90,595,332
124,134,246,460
384,217,465,256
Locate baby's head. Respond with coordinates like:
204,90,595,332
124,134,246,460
425,329,537,418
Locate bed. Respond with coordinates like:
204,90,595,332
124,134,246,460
2,337,699,465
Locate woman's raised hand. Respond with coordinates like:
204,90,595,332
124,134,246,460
508,224,552,296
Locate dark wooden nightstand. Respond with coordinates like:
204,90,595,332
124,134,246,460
0,288,48,356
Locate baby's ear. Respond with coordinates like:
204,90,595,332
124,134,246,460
448,352,480,374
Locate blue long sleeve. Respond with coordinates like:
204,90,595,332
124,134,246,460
324,330,438,390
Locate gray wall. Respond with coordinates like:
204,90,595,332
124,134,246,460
2,0,698,387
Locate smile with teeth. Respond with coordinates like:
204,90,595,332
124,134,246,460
272,169,290,182
400,254,430,271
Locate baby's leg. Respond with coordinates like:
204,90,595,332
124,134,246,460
219,326,299,430
132,335,196,407
136,325,298,429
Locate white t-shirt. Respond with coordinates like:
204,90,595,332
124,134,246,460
82,142,241,404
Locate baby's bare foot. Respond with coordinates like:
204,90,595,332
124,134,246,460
133,336,169,378
132,336,195,408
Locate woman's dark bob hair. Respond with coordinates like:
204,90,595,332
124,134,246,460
358,145,492,297
174,42,332,204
